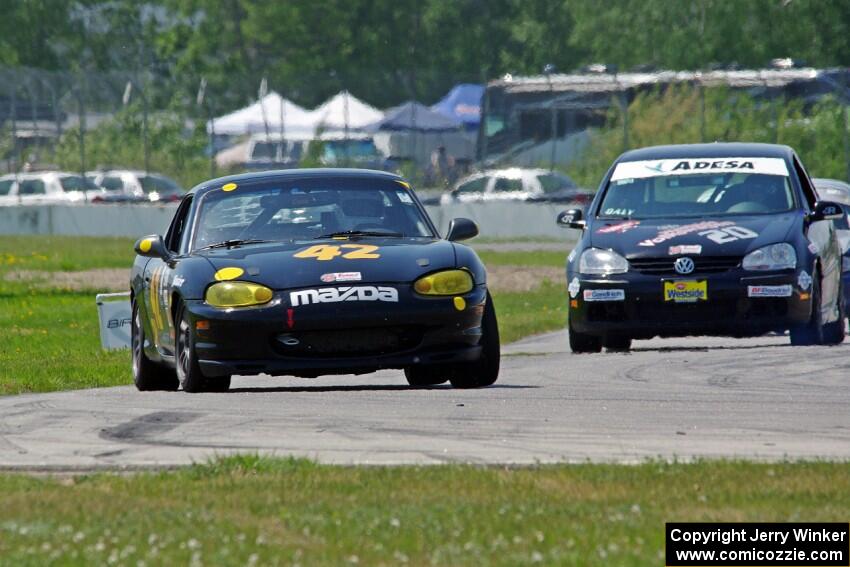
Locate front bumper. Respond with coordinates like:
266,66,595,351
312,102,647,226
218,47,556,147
569,270,811,338
186,284,487,377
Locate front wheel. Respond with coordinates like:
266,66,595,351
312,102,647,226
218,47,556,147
175,302,231,393
131,301,178,391
568,317,602,353
448,292,500,389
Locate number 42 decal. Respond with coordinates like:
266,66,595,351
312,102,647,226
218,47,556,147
698,226,758,244
294,244,381,261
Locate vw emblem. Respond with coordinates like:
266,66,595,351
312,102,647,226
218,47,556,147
674,257,695,275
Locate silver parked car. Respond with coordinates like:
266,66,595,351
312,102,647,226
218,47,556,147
440,167,592,205
87,170,184,203
0,171,101,206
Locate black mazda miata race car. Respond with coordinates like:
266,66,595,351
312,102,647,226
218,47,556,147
558,143,846,352
130,169,498,392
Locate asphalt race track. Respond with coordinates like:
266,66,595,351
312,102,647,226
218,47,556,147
2,331,850,471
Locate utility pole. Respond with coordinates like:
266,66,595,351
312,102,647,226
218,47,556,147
544,64,557,172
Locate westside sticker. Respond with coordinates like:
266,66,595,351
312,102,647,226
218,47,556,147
583,289,625,302
748,285,792,298
669,245,702,255
597,220,640,234
663,280,708,302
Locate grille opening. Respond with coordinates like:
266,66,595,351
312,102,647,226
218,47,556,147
629,256,742,275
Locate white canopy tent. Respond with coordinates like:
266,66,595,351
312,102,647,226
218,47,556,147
309,91,384,132
208,92,315,138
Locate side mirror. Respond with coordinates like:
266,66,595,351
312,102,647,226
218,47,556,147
833,205,850,230
446,217,479,241
134,234,170,259
556,208,585,229
810,200,844,222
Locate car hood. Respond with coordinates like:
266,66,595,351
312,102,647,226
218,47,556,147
197,238,456,290
589,214,800,258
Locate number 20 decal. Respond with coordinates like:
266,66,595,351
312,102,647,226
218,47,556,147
294,244,381,261
698,226,758,244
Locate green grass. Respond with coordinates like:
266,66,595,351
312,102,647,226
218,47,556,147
0,456,848,566
479,249,568,343
0,235,134,273
472,236,562,244
478,249,567,267
0,236,567,395
494,281,566,343
0,236,134,395
0,292,130,395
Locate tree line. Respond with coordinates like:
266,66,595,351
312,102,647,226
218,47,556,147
2,0,849,110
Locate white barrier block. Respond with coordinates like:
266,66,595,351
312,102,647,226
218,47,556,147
95,292,132,350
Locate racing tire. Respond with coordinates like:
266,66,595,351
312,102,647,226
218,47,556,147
131,300,179,391
175,302,232,393
822,279,846,345
790,270,825,346
404,366,449,387
448,292,500,389
568,318,602,353
603,334,632,352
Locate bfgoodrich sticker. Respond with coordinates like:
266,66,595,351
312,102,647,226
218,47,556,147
583,289,625,302
748,285,793,298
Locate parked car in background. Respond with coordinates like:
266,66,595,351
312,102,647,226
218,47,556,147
813,178,850,206
441,167,592,205
245,134,304,170
87,170,184,203
813,178,850,313
0,171,101,206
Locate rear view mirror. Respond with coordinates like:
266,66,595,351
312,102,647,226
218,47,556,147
811,200,844,222
556,208,585,229
446,218,479,241
134,234,170,260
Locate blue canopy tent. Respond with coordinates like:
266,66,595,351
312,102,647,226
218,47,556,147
367,101,462,132
430,83,484,129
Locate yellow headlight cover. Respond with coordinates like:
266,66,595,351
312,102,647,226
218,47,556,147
413,269,473,296
205,282,273,307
